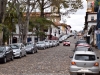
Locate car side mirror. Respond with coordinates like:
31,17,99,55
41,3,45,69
69,56,73,58
97,57,99,59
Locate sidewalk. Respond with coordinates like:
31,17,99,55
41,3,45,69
92,46,100,55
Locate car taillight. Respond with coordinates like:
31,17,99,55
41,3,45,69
71,62,76,65
94,62,99,66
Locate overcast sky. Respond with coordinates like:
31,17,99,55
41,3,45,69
61,0,87,31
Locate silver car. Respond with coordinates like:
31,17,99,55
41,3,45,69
10,43,27,58
69,51,99,75
74,46,93,52
36,41,46,50
25,44,38,54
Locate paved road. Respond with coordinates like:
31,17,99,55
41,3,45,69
0,36,100,75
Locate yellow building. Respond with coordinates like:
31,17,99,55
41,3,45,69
86,0,95,12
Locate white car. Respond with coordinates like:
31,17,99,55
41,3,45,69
10,43,27,58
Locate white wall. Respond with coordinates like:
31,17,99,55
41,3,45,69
88,14,97,21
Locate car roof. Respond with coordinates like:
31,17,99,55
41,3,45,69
74,51,96,55
77,40,86,42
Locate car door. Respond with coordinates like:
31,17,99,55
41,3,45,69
5,47,11,60
8,47,13,58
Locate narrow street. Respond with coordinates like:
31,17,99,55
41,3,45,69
0,36,100,75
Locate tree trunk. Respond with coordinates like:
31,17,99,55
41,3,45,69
23,0,30,44
40,0,44,17
0,0,7,45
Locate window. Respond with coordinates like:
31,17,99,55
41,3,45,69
91,16,94,21
75,54,95,61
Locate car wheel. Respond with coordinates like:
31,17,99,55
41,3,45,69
70,73,77,75
24,52,27,56
35,49,38,53
19,53,22,58
31,50,34,54
3,57,7,63
43,47,45,50
11,55,14,61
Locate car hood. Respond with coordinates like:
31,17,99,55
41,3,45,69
0,53,5,57
12,49,20,52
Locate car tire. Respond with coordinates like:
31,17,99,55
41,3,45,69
24,52,27,56
3,57,7,63
35,49,38,53
31,50,34,54
11,55,14,61
70,73,77,75
43,47,45,50
19,53,22,58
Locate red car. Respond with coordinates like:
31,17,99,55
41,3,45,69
63,40,70,46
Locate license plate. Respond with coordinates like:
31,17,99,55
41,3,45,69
78,68,88,72
81,68,88,70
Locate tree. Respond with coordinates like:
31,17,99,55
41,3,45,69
37,0,83,17
14,0,37,44
3,1,18,44
0,0,7,45
29,17,54,41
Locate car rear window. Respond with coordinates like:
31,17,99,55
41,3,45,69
75,54,95,61
77,41,86,44
76,47,93,51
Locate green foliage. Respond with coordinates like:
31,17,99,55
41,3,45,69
29,17,54,39
2,26,10,42
0,24,3,32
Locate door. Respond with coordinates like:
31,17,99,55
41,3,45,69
12,37,17,43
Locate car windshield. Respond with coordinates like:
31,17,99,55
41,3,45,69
26,45,33,48
0,47,5,53
37,41,44,44
75,54,95,61
65,41,69,42
10,45,19,49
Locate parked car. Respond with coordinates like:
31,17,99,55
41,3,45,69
25,44,38,54
59,35,68,43
52,40,57,47
56,40,60,46
10,43,27,58
0,46,14,63
74,46,93,52
75,40,87,48
69,51,99,75
36,41,46,50
63,40,70,46
76,43,90,47
46,40,53,47
44,40,50,48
